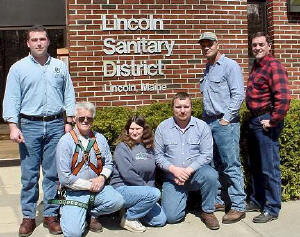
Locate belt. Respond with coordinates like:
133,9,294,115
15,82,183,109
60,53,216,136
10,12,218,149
48,192,95,210
203,114,223,120
20,112,63,122
250,107,272,117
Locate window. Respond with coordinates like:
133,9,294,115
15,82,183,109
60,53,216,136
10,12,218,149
247,0,267,68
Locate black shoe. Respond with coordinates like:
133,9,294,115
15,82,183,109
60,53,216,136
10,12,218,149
252,212,278,223
246,202,261,212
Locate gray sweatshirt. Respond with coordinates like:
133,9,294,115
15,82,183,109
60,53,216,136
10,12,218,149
110,142,156,188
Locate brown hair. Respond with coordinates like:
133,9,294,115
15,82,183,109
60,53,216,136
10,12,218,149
251,32,271,45
172,92,191,107
27,25,49,41
117,115,154,149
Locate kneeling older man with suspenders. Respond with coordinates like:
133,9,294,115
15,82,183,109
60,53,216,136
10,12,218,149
54,102,124,237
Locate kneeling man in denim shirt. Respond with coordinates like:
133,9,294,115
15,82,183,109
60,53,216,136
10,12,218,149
154,92,219,230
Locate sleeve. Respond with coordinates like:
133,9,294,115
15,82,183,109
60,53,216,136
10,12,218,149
62,62,75,117
223,60,245,122
154,124,172,171
68,178,91,190
56,134,79,188
97,134,113,176
2,65,21,123
188,122,213,171
113,143,147,186
199,64,209,93
269,61,291,125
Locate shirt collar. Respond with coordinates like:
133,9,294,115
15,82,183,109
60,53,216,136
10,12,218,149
29,53,51,65
216,54,225,65
207,54,225,67
255,54,273,67
171,116,196,130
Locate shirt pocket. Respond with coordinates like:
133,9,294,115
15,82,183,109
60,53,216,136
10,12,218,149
209,76,227,93
48,68,65,90
165,139,178,157
187,137,200,156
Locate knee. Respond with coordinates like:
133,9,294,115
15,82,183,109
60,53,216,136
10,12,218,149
156,213,167,227
164,209,184,224
142,187,161,204
202,167,218,186
107,192,124,212
166,213,184,224
62,225,83,237
149,187,161,202
152,216,167,227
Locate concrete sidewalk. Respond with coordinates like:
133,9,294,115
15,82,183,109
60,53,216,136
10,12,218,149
1,164,300,237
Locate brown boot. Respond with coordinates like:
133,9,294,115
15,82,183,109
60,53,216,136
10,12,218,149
89,217,103,233
43,216,62,235
215,203,225,212
19,218,36,237
200,212,220,230
222,209,246,224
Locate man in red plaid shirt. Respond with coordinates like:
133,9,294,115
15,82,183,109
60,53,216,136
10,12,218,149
245,32,290,223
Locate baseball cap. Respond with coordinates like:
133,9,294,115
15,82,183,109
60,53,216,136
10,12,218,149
198,32,218,43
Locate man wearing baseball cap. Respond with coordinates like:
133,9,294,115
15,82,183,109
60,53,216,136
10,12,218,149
198,32,219,42
198,32,246,224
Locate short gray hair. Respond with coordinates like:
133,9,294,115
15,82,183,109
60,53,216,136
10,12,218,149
75,102,96,118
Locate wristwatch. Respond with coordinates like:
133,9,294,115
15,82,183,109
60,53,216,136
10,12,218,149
65,121,74,126
100,174,107,181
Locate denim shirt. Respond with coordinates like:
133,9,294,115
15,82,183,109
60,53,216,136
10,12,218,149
3,55,75,123
56,131,113,187
154,116,213,180
200,54,245,122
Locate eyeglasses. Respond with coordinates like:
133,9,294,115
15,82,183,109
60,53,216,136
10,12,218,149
200,41,215,48
77,116,94,123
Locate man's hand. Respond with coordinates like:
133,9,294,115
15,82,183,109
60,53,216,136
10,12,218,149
65,117,74,133
185,167,194,176
169,165,193,185
219,118,230,126
261,119,271,131
174,177,185,185
64,124,73,133
8,123,25,143
89,176,105,192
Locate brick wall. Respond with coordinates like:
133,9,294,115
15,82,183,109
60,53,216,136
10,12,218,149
67,0,248,107
267,0,300,99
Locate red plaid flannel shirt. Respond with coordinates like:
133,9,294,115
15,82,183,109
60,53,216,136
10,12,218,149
246,54,291,126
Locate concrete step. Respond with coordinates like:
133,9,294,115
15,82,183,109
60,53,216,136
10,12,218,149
0,139,19,159
0,123,9,140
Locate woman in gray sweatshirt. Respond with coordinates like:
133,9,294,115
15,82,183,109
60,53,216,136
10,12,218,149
110,115,166,232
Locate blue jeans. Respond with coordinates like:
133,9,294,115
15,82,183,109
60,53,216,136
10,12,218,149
161,165,218,223
19,117,64,218
206,119,246,211
116,185,166,226
248,113,283,216
61,186,124,237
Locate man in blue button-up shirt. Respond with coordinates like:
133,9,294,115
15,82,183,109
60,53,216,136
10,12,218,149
2,25,75,236
198,32,246,224
155,92,219,230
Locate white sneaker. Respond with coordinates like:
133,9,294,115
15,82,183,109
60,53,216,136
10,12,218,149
120,216,146,232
